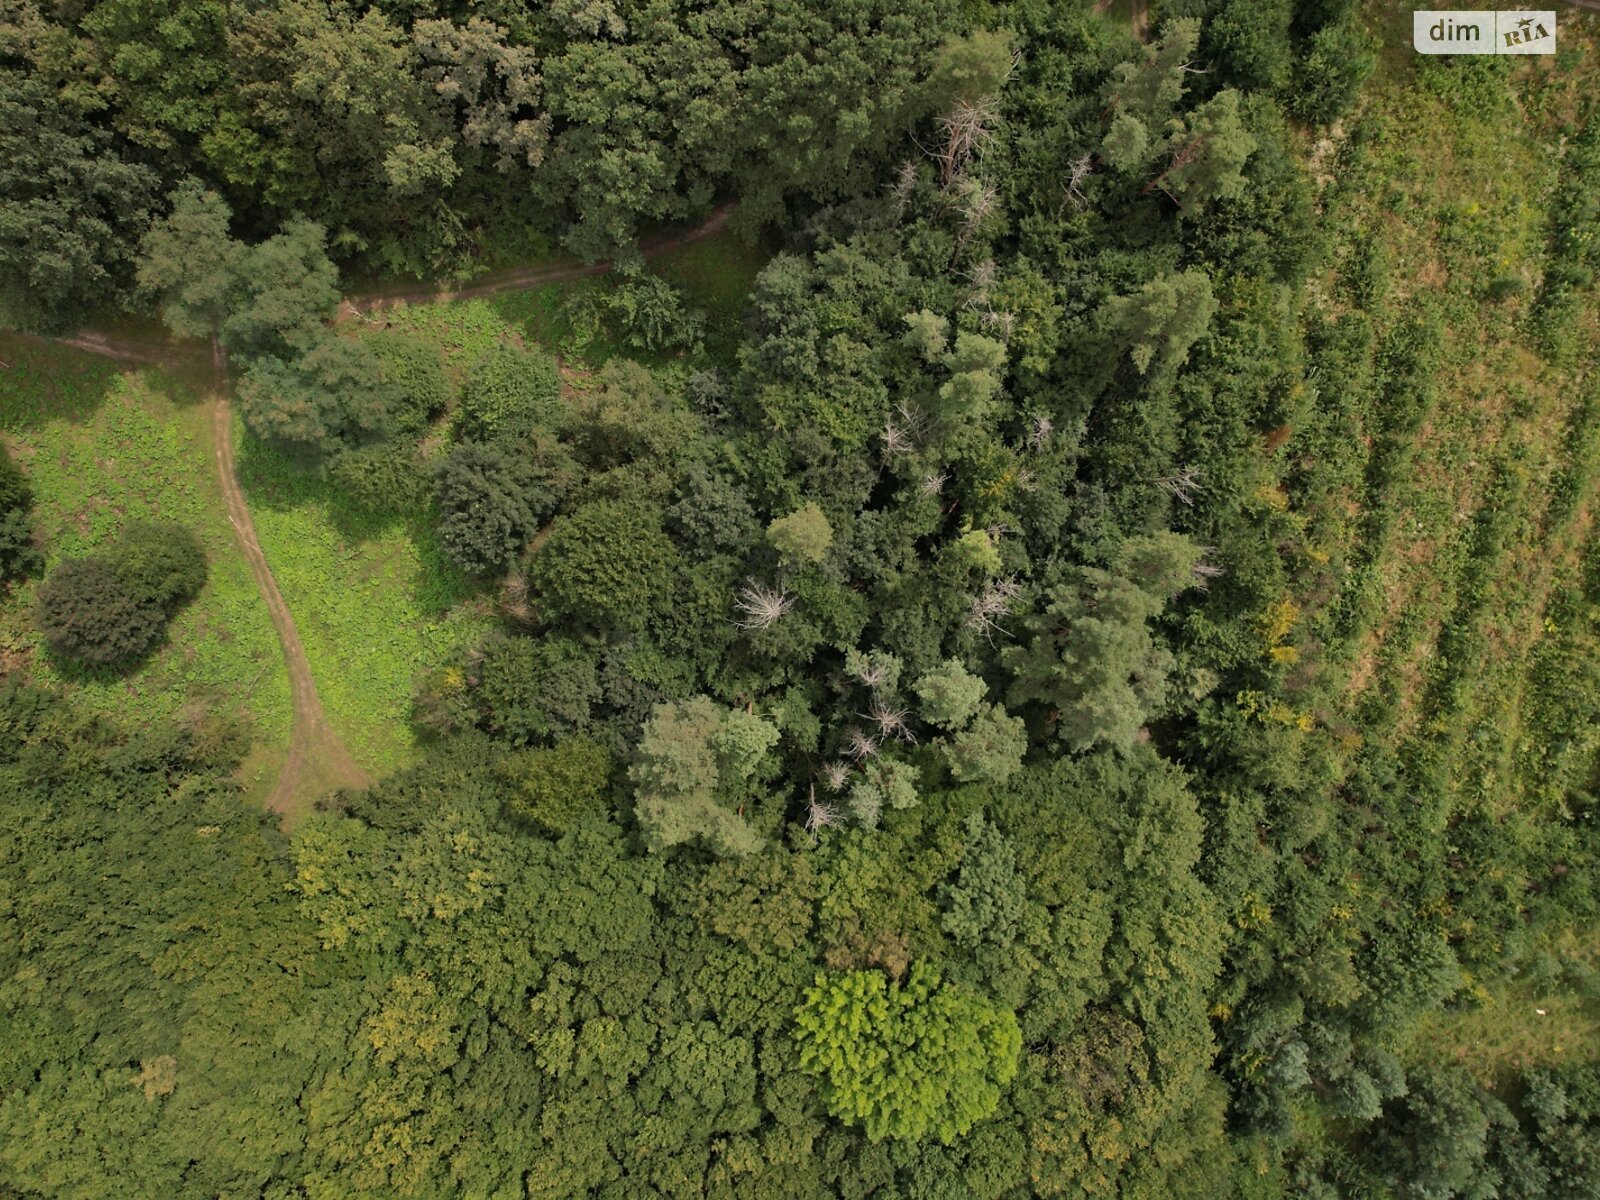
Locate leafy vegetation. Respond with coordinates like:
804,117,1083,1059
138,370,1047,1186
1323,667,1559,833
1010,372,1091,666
236,432,492,771
3,3,1600,1198
35,520,206,667
0,340,291,763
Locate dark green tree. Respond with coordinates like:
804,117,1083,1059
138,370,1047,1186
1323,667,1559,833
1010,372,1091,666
529,496,682,634
0,69,158,331
0,444,40,585
478,635,601,746
114,521,208,607
434,438,573,575
36,557,167,668
501,735,613,835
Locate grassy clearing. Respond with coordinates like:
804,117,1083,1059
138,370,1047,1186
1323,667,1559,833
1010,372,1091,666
300,225,772,764
236,430,494,774
1307,21,1599,774
1410,934,1600,1088
488,224,771,368
0,336,292,796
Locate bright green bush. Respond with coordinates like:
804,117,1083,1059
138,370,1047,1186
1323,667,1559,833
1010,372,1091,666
766,501,833,566
458,342,563,442
793,963,1020,1144
368,332,452,434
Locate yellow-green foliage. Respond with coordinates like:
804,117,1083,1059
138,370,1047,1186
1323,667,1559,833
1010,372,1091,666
793,963,1021,1144
237,426,491,770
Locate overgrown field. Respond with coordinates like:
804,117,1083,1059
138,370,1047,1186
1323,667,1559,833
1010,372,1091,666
0,336,292,795
1291,12,1600,1076
235,233,768,771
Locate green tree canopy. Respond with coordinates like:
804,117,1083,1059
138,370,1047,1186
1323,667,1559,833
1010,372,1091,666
0,68,158,331
1102,269,1217,376
794,963,1021,1144
629,696,775,856
767,501,834,566
529,496,682,634
136,180,246,339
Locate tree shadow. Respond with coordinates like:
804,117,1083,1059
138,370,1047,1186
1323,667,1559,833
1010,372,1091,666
232,431,406,544
0,334,125,431
407,512,493,616
233,427,493,615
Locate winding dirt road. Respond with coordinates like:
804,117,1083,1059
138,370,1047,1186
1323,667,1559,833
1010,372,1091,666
40,204,738,815
208,338,370,811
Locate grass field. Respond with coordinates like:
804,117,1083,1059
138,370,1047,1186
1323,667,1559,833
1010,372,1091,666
1411,932,1600,1089
0,336,292,798
283,225,773,765
236,431,495,773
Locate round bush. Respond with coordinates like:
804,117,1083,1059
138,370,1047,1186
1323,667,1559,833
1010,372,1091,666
36,556,167,668
369,332,452,435
458,342,562,443
325,442,428,516
35,521,208,669
529,497,681,633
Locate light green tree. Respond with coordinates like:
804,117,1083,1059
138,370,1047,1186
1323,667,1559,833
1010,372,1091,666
1149,89,1257,216
902,308,950,363
944,702,1026,784
219,219,341,361
1098,17,1201,175
793,963,1021,1144
914,659,987,730
766,501,833,566
1102,270,1217,376
630,697,775,856
136,181,246,339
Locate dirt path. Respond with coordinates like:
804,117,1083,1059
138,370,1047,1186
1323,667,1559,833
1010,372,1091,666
46,203,738,813
56,330,182,366
208,338,371,813
342,200,736,316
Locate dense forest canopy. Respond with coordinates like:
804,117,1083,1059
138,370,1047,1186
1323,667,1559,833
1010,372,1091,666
3,0,1600,1196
